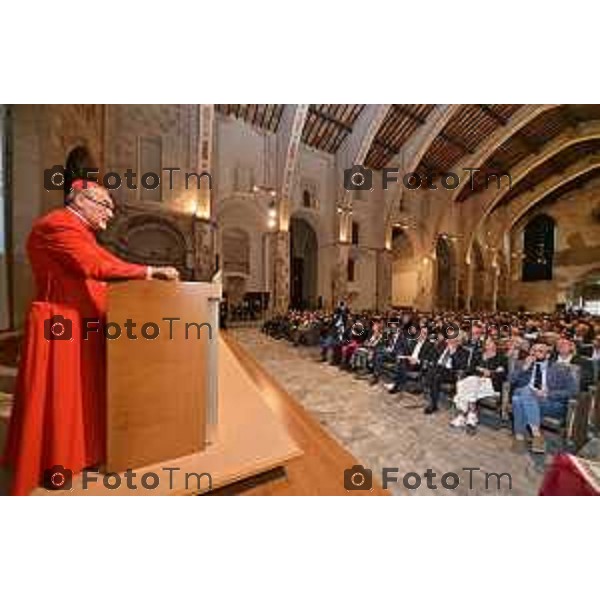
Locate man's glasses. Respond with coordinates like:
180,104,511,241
83,193,114,212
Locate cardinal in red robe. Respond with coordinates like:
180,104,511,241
2,180,179,495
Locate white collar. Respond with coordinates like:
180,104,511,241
67,205,94,229
556,354,573,364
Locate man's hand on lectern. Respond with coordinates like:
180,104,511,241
147,266,180,280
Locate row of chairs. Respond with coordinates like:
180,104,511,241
378,357,598,452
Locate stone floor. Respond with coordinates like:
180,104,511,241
231,328,549,495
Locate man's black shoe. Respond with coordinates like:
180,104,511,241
423,405,438,415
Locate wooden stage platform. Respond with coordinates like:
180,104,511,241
31,336,302,495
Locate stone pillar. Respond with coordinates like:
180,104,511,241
491,267,499,312
270,230,290,314
192,218,217,281
465,261,474,312
418,256,435,312
376,249,392,311
332,242,349,306
197,104,214,220
480,267,494,311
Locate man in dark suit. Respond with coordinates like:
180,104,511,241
219,294,229,329
384,325,436,393
553,337,594,392
422,334,470,414
370,320,404,385
510,342,577,454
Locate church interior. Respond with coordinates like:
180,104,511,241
1,104,600,495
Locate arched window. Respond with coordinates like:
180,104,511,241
391,228,414,259
522,214,555,282
436,235,456,309
347,258,356,282
351,221,360,245
303,189,311,208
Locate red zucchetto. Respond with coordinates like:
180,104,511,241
70,178,99,191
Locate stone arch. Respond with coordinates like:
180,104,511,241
435,235,457,309
391,227,415,259
222,227,251,275
390,228,419,307
383,105,461,227
570,267,600,313
449,104,560,203
217,196,269,294
467,122,600,254
109,213,190,277
220,225,253,306
495,249,509,310
521,213,556,282
509,162,600,229
471,239,486,310
289,215,318,309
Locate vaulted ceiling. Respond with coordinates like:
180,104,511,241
301,104,365,153
215,103,600,212
500,138,600,206
215,104,285,132
456,104,600,202
417,104,524,175
365,104,435,170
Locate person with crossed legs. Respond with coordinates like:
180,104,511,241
510,342,577,454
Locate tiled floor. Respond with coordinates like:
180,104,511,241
231,328,548,495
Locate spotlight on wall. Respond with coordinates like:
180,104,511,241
393,218,416,231
267,200,277,229
440,231,460,241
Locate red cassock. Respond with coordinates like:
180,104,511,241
2,208,147,495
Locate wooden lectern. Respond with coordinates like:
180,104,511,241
30,277,303,495
106,280,221,472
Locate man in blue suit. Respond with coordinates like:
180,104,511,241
510,342,577,454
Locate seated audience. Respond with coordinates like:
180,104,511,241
510,342,577,454
351,319,383,374
422,334,470,415
553,337,594,391
384,325,436,393
370,320,404,385
450,337,508,430
263,305,598,454
319,317,342,362
340,318,366,369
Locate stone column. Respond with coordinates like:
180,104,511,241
197,104,214,220
376,248,392,311
479,267,494,311
192,218,217,281
270,230,290,314
465,261,474,312
491,267,499,312
418,256,435,312
332,242,349,306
